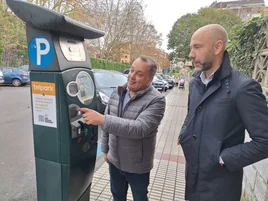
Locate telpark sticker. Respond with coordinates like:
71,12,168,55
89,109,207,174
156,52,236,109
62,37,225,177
31,81,57,128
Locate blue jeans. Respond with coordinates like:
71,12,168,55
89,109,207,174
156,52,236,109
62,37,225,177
109,163,150,201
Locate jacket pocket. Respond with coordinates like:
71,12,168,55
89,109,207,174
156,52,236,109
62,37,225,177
213,97,230,105
181,141,194,165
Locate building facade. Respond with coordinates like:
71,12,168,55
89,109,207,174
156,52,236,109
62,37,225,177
117,44,170,73
211,0,266,21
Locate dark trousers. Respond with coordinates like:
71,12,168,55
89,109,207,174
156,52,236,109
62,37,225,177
109,163,150,201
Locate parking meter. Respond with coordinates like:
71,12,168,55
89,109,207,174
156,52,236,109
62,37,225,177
6,1,105,201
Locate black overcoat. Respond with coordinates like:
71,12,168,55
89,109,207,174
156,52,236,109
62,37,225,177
180,52,268,201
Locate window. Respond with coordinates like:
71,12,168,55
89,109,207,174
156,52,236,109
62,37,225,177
2,68,13,73
94,72,127,88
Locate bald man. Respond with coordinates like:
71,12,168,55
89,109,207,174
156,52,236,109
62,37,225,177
178,24,268,201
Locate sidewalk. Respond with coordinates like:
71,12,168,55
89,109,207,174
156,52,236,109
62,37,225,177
90,88,188,201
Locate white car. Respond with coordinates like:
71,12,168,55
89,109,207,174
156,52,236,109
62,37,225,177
152,76,166,91
0,70,4,84
156,75,169,90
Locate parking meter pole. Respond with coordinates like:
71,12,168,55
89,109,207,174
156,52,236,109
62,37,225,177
6,1,105,201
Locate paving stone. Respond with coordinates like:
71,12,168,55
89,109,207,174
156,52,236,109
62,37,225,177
150,190,163,196
162,192,173,197
244,165,257,189
254,159,268,183
149,195,161,200
254,173,268,201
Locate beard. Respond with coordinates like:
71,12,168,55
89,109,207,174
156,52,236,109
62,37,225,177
199,60,213,71
193,53,213,72
193,61,212,72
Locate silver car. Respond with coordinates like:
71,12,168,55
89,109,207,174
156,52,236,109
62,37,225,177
0,70,4,84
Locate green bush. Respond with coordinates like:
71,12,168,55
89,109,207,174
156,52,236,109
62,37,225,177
227,16,268,76
0,40,4,65
90,57,130,73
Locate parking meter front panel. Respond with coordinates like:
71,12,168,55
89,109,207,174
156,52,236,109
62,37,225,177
61,68,98,201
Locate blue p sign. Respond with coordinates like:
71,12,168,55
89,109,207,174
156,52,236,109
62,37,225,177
28,36,54,68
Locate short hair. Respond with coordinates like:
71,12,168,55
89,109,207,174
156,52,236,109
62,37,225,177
139,56,157,76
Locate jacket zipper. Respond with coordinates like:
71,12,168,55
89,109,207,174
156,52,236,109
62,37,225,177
116,92,123,169
122,95,136,115
115,87,142,169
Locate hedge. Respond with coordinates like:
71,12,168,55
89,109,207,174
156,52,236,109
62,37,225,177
90,57,130,73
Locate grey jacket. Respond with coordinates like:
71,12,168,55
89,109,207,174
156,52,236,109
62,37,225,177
101,84,166,174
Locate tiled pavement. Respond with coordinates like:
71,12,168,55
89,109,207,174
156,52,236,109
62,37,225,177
90,87,188,201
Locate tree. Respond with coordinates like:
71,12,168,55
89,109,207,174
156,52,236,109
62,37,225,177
0,40,4,65
83,0,162,61
0,0,162,65
27,0,86,16
167,7,241,61
0,1,27,65
227,16,268,76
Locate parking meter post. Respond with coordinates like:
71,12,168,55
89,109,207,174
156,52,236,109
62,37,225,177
6,1,105,201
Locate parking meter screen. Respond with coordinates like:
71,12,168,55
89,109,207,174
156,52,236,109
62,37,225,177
76,71,95,105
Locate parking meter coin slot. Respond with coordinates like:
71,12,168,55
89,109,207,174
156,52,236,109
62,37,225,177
71,118,86,139
69,104,81,119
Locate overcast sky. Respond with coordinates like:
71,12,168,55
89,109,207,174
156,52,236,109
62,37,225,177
143,0,268,52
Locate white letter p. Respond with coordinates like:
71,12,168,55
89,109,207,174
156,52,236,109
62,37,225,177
36,38,50,66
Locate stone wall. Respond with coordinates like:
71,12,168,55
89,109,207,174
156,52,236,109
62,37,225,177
242,134,268,201
243,22,268,201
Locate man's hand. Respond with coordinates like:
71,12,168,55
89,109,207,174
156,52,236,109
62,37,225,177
177,140,181,145
103,153,109,163
78,108,104,125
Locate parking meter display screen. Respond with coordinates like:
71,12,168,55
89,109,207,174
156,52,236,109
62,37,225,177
76,71,94,105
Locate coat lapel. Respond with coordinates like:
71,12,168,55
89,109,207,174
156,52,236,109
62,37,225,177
196,80,221,109
191,51,232,112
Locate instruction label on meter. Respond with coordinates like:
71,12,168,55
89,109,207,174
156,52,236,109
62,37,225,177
31,81,57,128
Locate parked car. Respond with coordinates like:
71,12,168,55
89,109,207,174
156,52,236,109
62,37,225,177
93,69,127,114
155,74,169,90
123,68,130,77
0,67,30,86
18,64,29,75
152,76,166,91
0,70,4,84
167,75,177,86
156,73,175,89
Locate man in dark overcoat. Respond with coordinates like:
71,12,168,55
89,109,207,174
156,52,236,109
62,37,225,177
178,24,268,201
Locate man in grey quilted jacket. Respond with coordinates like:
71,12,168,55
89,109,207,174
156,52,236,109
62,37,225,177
79,56,166,201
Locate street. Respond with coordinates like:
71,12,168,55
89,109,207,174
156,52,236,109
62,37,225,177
0,85,171,201
0,85,36,201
